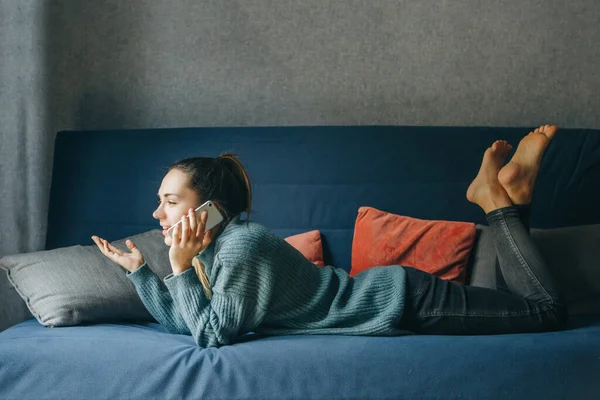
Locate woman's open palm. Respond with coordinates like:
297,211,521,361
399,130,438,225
92,236,145,273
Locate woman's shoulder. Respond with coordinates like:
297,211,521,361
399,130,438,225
216,217,282,255
222,217,273,238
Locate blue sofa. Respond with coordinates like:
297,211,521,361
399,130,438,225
1,126,599,399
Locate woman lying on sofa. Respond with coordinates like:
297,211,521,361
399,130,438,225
91,125,565,348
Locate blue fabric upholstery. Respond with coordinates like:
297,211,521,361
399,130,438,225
1,317,599,399
3,126,600,399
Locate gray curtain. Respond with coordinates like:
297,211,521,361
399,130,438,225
1,0,599,331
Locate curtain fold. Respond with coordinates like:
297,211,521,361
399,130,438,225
1,1,52,258
1,0,52,331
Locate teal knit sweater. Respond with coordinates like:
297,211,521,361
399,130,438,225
126,216,408,348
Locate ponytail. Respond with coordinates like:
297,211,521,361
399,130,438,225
217,152,253,223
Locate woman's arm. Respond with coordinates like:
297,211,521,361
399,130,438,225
89,236,190,334
163,256,267,348
126,263,191,335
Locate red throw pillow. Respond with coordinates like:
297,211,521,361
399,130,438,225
285,230,325,267
351,207,476,283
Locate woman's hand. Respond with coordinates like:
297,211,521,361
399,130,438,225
169,208,214,275
92,236,145,273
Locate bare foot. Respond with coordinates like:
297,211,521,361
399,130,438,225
467,140,514,214
498,124,558,205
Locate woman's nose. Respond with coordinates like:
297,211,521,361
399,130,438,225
152,207,164,220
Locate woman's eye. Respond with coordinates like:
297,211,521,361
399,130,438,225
168,201,177,205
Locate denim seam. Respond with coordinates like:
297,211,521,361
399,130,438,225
419,304,553,318
497,210,555,307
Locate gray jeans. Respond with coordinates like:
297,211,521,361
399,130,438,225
399,205,566,335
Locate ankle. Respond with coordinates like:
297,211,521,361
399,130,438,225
482,201,513,214
480,188,513,214
485,205,520,221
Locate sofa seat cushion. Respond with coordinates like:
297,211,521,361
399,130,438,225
1,317,599,400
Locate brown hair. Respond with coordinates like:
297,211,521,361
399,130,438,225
168,152,252,224
168,152,252,296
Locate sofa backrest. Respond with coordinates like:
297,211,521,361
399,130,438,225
46,126,600,271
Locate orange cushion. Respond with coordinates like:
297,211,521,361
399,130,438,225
351,207,476,283
285,230,325,267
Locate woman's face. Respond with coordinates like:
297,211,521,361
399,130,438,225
153,168,200,246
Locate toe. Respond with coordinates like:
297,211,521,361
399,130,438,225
540,124,558,139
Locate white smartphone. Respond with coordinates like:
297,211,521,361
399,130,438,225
167,200,224,238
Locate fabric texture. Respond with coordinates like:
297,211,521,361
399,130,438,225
2,317,600,400
0,230,172,327
467,224,600,316
126,216,409,348
530,224,600,315
351,207,476,283
0,227,332,329
466,224,498,287
284,230,325,267
402,206,565,335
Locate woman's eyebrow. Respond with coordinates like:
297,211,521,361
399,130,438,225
157,193,181,198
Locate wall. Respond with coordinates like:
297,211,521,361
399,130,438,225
46,0,600,131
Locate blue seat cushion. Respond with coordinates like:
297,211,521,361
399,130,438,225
1,317,599,399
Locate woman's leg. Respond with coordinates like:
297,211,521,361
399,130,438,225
400,208,564,335
400,126,565,334
400,260,564,335
494,124,552,293
485,206,562,308
495,203,529,292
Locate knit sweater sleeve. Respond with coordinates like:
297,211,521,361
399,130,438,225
162,255,268,349
125,262,191,335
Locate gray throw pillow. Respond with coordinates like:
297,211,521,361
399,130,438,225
468,224,600,316
467,224,497,288
531,224,600,316
0,229,171,327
